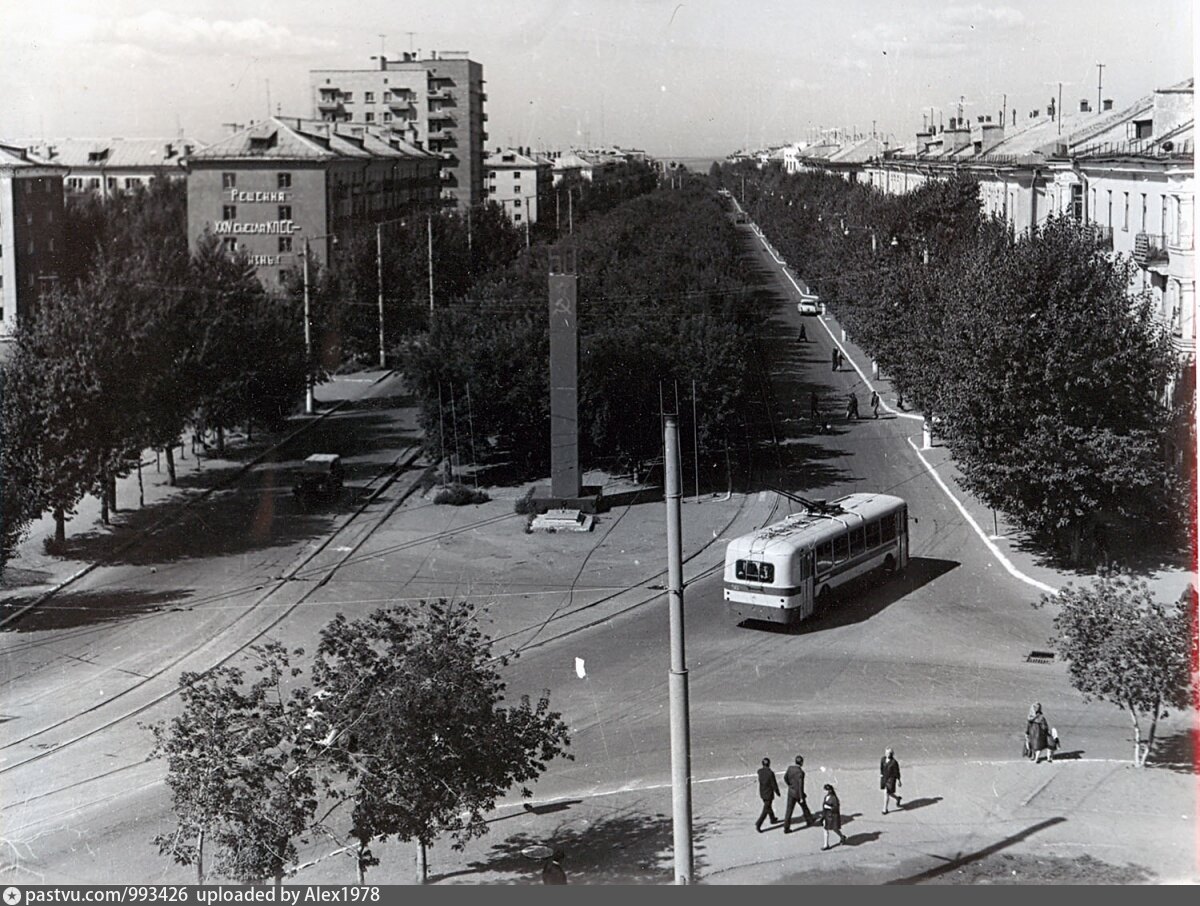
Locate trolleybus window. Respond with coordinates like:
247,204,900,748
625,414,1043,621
834,535,850,563
866,520,881,548
881,514,897,542
849,526,865,555
736,560,774,583
816,542,833,572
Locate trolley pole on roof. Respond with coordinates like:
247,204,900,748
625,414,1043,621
663,413,694,884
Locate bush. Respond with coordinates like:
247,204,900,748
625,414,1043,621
433,482,490,506
514,489,538,515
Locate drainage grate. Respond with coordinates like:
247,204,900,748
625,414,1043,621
1025,650,1056,664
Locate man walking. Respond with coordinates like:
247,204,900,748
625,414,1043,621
784,755,816,832
870,389,880,419
880,747,902,813
755,757,780,832
831,348,839,372
810,392,820,424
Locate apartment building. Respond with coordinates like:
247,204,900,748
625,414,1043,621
0,142,64,338
484,147,552,227
310,52,487,209
185,117,439,288
21,138,201,203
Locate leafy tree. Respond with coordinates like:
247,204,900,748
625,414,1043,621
311,599,572,883
0,367,44,569
149,644,318,884
1037,575,1197,766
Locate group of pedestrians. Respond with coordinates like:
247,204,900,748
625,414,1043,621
808,389,880,428
755,749,903,851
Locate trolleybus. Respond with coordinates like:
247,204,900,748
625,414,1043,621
724,493,909,625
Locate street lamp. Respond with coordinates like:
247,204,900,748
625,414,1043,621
301,232,337,415
375,216,412,369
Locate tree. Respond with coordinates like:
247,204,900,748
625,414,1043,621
311,599,572,883
149,644,318,884
1037,575,1197,766
0,366,44,569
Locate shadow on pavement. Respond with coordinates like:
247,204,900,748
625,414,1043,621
1146,729,1196,774
433,807,712,884
0,587,194,633
895,796,943,812
42,405,418,569
741,557,959,635
884,816,1067,884
844,830,882,847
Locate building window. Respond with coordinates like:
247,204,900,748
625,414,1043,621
513,198,522,208
1141,193,1148,232
489,185,497,193
365,91,375,103
514,214,522,222
383,112,392,123
1122,192,1129,231
88,177,100,190
28,240,35,254
1162,196,1169,236
48,238,55,252
223,205,237,220
343,92,354,103
278,172,292,189
1106,189,1112,227
279,236,293,253
222,238,238,254
365,112,375,123
1089,188,1096,221
279,205,292,221
222,172,236,189
513,170,521,179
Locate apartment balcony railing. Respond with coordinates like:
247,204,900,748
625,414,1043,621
1134,232,1169,265
427,89,453,101
388,98,415,112
1166,230,1195,253
317,96,342,111
429,130,457,143
1084,222,1114,250
429,112,456,127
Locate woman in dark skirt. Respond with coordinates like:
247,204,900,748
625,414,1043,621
821,784,847,850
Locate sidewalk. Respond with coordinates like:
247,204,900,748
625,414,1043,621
0,371,395,604
289,755,1197,884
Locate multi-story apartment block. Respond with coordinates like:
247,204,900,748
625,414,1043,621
0,142,64,338
185,117,439,288
831,78,1195,359
21,138,201,203
484,148,552,227
310,52,486,209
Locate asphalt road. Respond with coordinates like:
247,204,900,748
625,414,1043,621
0,220,1176,883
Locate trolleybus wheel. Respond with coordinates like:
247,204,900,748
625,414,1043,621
882,554,897,574
815,587,833,614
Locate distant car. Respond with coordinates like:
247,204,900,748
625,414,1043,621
293,454,344,506
797,296,821,315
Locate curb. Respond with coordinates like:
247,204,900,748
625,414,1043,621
0,371,397,630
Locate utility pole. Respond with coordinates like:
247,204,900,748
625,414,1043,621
1096,62,1105,114
663,413,694,884
302,238,314,414
1058,82,1064,135
525,196,531,248
567,189,574,234
375,223,387,368
691,380,700,502
427,213,434,312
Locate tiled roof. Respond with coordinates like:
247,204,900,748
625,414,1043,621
0,141,64,171
485,148,545,168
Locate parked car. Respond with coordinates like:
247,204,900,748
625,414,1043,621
293,454,344,505
797,295,821,315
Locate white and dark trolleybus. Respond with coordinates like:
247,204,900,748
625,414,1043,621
724,492,909,625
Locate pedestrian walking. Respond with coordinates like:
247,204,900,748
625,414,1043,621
845,393,859,421
799,324,808,342
831,348,839,372
870,389,880,419
783,755,816,832
1026,703,1055,763
880,747,902,813
820,784,847,850
810,392,820,424
755,757,781,831
541,848,567,884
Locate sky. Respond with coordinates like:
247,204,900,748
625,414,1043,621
0,0,1193,158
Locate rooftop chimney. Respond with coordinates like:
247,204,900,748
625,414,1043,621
1103,98,1114,111
1080,99,1091,112
1012,108,1017,125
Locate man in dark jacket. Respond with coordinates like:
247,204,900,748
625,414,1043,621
784,755,816,832
880,747,902,813
541,848,567,884
755,757,780,831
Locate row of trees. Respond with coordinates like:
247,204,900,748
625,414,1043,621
719,163,1191,565
1,180,308,558
403,175,769,479
151,600,570,884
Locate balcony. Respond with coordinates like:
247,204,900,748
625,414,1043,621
427,88,453,101
1134,232,1168,265
316,95,342,111
429,130,457,143
1084,222,1114,250
440,169,458,186
388,97,415,112
429,112,456,127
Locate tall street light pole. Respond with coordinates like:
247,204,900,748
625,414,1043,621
663,413,694,884
375,215,416,369
302,232,338,414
